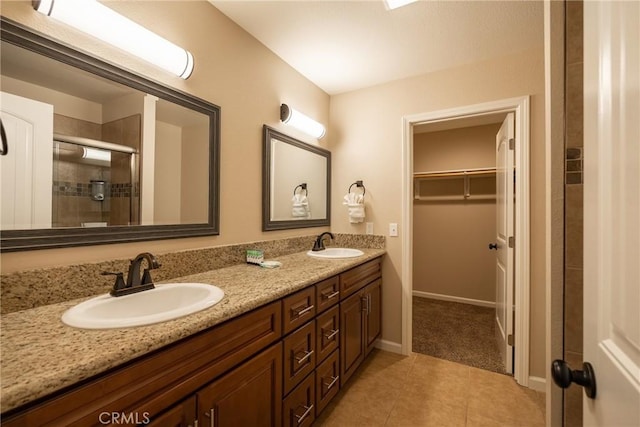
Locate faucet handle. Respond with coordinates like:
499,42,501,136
141,269,155,285
101,271,126,290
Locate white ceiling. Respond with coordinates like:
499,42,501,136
209,0,544,95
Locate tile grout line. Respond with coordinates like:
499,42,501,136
382,353,417,426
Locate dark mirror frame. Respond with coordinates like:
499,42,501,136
262,125,330,231
0,18,220,252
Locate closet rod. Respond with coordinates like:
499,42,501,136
413,167,496,180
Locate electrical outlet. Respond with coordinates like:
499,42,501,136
366,222,374,235
389,223,398,237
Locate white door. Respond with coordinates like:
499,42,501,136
583,1,640,425
0,91,53,229
495,112,515,374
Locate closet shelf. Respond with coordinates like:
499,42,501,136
413,167,496,201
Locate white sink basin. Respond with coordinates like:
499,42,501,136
307,248,364,259
62,283,224,329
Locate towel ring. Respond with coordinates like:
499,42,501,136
293,183,308,196
348,180,366,196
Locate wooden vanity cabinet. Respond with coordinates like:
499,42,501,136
339,260,382,386
2,256,382,427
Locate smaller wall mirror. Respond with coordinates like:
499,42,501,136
263,125,330,230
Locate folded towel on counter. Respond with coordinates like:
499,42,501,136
292,193,311,218
343,193,365,223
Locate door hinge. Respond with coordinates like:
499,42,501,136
508,138,515,150
508,236,515,248
508,334,514,346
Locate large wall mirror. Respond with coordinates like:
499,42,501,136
0,18,220,251
263,125,330,231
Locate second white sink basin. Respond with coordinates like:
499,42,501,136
307,248,364,259
62,283,224,329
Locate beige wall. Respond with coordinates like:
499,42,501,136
155,121,182,224
0,0,330,272
329,46,546,378
1,0,547,380
413,125,498,303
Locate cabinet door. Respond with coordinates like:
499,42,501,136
147,396,196,427
364,279,382,356
197,344,282,427
340,291,365,386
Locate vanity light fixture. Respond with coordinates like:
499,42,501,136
33,0,194,79
280,104,326,139
384,0,419,10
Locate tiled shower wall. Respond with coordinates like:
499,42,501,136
52,114,140,227
564,1,584,425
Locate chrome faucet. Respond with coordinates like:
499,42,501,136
312,232,335,251
102,252,161,297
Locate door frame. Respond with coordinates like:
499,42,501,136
401,96,531,387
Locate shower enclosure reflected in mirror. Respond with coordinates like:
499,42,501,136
0,18,220,251
262,125,330,231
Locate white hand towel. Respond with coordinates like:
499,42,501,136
292,194,311,218
343,193,365,223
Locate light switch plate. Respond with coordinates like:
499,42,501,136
366,222,374,235
389,223,398,237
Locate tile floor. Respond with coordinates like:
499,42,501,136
315,349,546,427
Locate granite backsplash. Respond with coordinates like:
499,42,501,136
0,233,384,314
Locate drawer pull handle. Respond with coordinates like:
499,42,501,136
322,290,339,300
294,404,314,425
324,375,339,390
293,304,314,317
295,349,314,364
324,329,339,340
203,408,215,427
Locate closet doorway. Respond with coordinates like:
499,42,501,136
401,96,531,387
412,115,507,374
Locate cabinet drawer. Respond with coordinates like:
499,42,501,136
282,287,316,335
315,305,339,364
283,321,316,396
339,258,381,299
315,350,340,417
283,373,315,427
315,276,339,314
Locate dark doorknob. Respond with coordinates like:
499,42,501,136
551,359,597,399
488,243,498,250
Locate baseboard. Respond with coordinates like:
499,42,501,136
528,376,546,392
375,339,402,354
413,290,496,308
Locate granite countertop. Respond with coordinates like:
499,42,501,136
0,248,385,413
